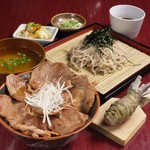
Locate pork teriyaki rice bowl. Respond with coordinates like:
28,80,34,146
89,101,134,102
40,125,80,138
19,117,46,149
0,60,100,149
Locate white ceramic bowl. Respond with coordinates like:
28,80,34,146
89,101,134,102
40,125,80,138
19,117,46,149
109,5,145,39
13,24,58,45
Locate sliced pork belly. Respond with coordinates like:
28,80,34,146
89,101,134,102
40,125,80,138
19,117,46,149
0,94,26,126
0,95,88,137
51,106,89,135
0,61,96,138
29,61,75,90
0,94,56,137
28,61,52,89
70,75,95,114
6,74,29,101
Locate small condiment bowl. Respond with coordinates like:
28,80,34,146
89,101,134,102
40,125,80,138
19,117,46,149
51,12,86,32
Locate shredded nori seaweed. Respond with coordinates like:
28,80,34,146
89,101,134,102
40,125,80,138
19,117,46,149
83,28,116,55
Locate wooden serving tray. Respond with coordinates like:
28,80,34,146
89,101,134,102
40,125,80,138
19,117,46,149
44,23,150,102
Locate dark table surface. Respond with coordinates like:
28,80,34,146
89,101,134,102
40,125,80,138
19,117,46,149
0,0,150,150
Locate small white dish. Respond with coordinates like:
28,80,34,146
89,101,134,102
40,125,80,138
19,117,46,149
13,24,58,45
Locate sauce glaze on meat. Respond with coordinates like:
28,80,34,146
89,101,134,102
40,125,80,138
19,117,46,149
0,60,96,137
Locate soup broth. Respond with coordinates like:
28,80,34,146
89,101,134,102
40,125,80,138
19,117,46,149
121,17,134,20
0,47,42,74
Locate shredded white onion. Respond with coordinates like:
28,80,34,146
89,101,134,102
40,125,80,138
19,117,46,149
25,79,73,126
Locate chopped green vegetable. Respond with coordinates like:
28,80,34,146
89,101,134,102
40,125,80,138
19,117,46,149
0,52,32,72
60,18,82,28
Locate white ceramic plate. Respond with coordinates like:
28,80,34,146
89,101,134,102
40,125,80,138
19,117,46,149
13,24,58,45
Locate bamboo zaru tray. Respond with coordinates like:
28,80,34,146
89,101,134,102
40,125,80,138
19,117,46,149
45,23,150,102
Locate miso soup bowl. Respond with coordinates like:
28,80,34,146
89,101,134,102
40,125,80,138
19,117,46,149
0,72,100,149
0,38,45,84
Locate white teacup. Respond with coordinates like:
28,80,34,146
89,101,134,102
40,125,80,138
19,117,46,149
109,5,145,39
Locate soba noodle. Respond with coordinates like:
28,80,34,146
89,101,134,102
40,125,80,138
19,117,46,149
67,40,128,75
68,42,127,75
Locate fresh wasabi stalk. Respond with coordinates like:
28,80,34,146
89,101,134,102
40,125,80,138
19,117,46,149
104,75,150,126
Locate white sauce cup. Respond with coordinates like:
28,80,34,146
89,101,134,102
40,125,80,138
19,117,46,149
109,5,145,39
